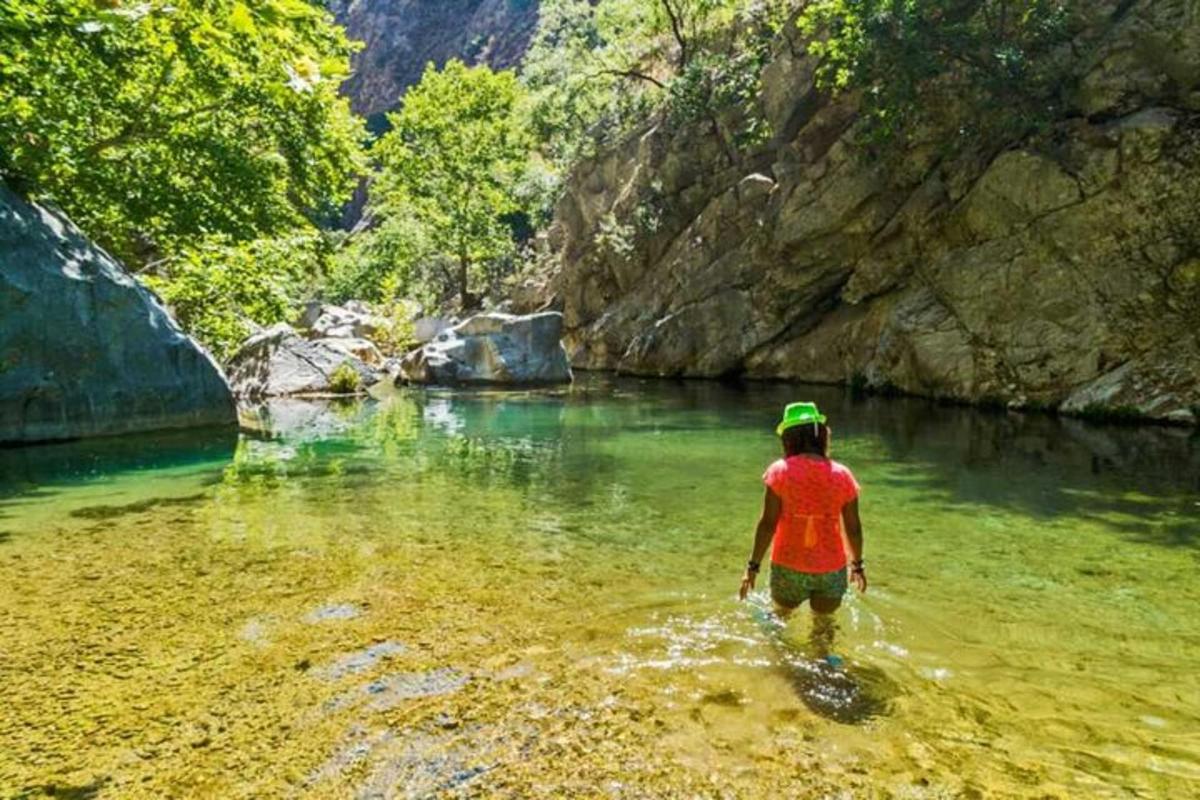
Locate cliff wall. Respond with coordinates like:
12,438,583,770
532,1,1200,423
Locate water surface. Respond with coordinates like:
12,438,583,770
1,376,1198,798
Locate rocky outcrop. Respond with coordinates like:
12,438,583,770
529,1,1200,424
301,301,385,341
329,0,540,118
398,312,572,386
0,184,237,444
225,324,379,398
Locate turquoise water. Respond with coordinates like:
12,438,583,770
1,376,1198,798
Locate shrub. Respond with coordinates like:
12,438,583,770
328,362,363,395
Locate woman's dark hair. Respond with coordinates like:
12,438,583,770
781,423,830,458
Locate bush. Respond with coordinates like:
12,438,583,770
328,362,363,395
798,0,1074,153
142,232,328,361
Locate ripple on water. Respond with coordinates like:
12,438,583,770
364,669,470,711
324,668,471,716
305,603,363,623
309,724,494,798
317,642,407,680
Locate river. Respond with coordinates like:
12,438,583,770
1,376,1197,798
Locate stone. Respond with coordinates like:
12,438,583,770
398,312,572,386
307,304,384,341
225,324,378,398
322,337,384,367
413,316,452,343
296,299,325,330
0,184,236,444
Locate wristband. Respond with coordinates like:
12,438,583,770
747,560,761,573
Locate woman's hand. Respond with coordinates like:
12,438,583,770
738,569,757,600
850,566,868,594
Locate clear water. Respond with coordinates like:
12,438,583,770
1,376,1198,798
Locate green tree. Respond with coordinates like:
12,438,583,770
798,0,1073,152
0,0,365,264
142,232,331,360
371,60,531,310
521,0,787,173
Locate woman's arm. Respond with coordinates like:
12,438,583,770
739,487,781,600
842,499,867,593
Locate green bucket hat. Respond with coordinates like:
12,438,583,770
775,401,827,436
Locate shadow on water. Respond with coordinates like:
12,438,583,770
0,426,238,498
747,599,895,725
779,655,895,725
15,777,109,799
68,492,210,521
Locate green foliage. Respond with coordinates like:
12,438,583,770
365,60,532,309
143,233,328,360
326,212,435,306
0,0,366,264
521,0,657,168
522,0,787,186
328,362,363,395
798,0,1073,152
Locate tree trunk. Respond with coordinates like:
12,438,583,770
458,251,470,311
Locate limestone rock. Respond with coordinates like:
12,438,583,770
398,312,572,386
0,184,236,444
306,303,385,341
330,0,540,118
531,2,1199,423
322,337,385,367
413,317,452,344
225,324,378,398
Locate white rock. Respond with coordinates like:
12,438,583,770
398,312,572,386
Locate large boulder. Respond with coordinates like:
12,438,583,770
398,312,573,386
0,185,236,444
225,324,378,398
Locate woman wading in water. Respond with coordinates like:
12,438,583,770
738,402,866,653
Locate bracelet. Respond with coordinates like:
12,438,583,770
747,560,761,573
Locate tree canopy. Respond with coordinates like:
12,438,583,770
366,60,532,309
0,0,365,264
799,0,1073,151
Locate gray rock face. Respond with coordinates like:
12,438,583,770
329,0,540,117
398,312,572,386
0,185,236,444
527,0,1200,423
225,324,378,398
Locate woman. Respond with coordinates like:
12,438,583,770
738,402,866,631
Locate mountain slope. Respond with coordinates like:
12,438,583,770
330,0,540,120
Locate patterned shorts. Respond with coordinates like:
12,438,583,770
769,562,847,607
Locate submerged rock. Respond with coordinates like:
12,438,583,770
0,184,236,444
225,324,378,398
398,312,572,386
